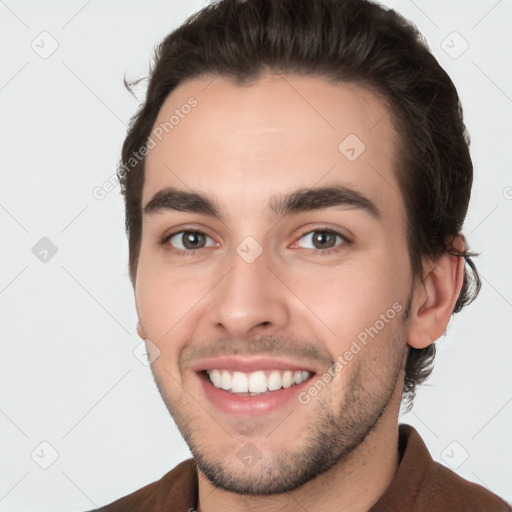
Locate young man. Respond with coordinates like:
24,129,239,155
92,0,511,510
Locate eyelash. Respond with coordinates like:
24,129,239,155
159,228,351,257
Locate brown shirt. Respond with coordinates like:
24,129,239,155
92,424,511,511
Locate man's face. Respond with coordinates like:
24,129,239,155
135,74,415,494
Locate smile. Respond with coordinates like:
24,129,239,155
205,369,312,395
197,368,316,416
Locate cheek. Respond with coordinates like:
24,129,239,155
135,247,181,338
287,255,407,353
135,248,213,347
135,268,191,388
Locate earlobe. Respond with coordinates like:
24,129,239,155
407,272,437,350
137,321,145,339
407,237,466,350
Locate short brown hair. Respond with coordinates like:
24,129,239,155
118,0,481,411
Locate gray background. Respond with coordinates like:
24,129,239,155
0,0,511,510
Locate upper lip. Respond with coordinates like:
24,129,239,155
190,356,319,374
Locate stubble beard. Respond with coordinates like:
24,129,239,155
152,328,407,496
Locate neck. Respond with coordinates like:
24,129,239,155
196,394,402,512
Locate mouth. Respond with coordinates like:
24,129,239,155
203,368,312,395
193,357,318,416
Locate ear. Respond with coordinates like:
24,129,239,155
407,236,466,349
137,321,145,339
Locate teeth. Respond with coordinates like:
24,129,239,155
267,370,282,391
220,370,232,391
210,369,221,388
282,370,293,388
294,371,306,384
231,371,249,393
248,371,267,393
206,369,311,394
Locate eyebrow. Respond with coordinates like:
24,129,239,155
143,184,382,222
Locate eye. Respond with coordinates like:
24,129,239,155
295,229,350,255
161,230,217,255
159,227,350,257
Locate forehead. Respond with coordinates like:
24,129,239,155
143,74,403,225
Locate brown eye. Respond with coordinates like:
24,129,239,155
165,230,216,253
312,231,337,249
181,232,206,249
294,229,350,255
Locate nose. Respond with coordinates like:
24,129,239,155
207,244,290,339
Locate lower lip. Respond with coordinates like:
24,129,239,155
198,372,313,416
